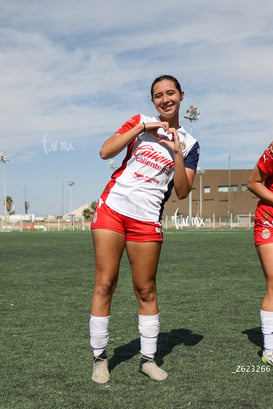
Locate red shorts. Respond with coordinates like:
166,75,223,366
254,220,273,246
91,202,163,242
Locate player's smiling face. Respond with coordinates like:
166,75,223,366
151,79,184,121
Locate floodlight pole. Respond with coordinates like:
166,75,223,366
68,180,75,213
109,160,117,171
184,105,200,130
197,167,205,218
228,154,231,226
184,106,200,221
0,152,10,218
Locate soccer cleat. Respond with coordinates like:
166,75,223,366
262,349,273,366
139,355,168,381
92,350,110,384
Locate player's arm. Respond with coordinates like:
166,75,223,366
247,165,273,205
173,151,195,199
159,128,197,199
169,129,195,199
100,120,169,159
100,123,144,159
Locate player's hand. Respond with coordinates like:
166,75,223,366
143,123,181,154
157,127,181,153
144,121,169,138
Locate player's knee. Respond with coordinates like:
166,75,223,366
94,280,117,297
136,286,156,303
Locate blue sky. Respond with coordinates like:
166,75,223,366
1,0,273,216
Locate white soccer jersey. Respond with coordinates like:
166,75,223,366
100,114,200,222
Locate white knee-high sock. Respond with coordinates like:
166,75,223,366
260,310,273,350
89,315,110,358
138,313,160,358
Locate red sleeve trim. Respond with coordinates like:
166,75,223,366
116,114,141,134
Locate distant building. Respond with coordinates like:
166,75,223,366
163,169,258,221
63,203,90,220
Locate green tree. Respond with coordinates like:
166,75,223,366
82,201,97,220
6,196,13,214
82,208,92,220
90,201,97,212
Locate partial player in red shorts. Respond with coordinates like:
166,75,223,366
248,142,273,365
89,75,200,384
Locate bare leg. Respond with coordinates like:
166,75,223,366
91,229,125,316
257,244,273,311
126,241,162,315
257,243,273,363
90,229,126,383
126,241,167,380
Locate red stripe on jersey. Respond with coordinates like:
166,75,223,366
100,136,137,203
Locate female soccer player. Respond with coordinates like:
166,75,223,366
89,75,200,383
248,142,273,365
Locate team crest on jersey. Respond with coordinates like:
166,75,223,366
262,228,270,240
265,213,270,220
180,141,186,149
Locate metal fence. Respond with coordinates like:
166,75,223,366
0,213,254,232
0,218,91,232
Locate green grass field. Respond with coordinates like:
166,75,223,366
0,229,271,409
